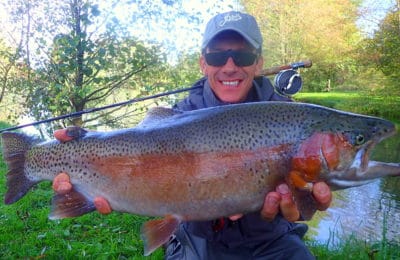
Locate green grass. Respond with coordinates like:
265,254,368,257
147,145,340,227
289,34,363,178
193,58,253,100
1,90,400,259
0,174,164,259
294,91,400,124
307,237,400,259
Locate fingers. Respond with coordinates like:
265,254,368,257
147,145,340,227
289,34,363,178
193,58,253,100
261,184,300,222
261,182,332,222
261,191,281,221
277,184,300,222
94,197,112,215
54,129,74,142
52,173,112,214
312,182,332,211
54,126,88,142
52,172,72,194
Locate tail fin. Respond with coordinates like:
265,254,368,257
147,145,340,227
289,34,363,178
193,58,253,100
1,132,41,204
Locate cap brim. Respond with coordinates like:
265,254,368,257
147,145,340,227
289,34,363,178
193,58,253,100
202,28,260,50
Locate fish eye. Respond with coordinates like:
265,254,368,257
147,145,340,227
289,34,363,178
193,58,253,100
355,134,365,145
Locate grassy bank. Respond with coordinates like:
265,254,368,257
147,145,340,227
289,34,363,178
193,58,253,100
0,161,164,259
1,92,399,259
307,238,400,259
294,91,400,124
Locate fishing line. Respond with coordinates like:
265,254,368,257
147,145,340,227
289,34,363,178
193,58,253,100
0,85,201,133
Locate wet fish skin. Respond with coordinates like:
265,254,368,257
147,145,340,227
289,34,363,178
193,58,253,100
1,101,399,255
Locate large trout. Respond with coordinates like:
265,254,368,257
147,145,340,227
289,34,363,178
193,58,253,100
1,101,400,255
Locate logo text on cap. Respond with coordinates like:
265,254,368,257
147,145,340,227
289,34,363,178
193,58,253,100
219,13,242,27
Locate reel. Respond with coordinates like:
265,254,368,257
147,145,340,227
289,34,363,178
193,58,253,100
274,69,302,96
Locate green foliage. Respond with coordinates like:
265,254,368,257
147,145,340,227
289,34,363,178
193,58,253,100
244,0,362,92
34,1,165,128
361,9,400,85
0,0,172,131
0,39,27,122
0,121,12,130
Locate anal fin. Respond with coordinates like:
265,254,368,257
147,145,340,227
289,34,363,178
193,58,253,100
141,215,181,256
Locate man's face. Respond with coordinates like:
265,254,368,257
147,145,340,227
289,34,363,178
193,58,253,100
200,35,263,103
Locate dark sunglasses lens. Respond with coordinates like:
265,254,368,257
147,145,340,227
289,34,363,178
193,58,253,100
205,52,228,66
233,52,258,66
205,51,257,67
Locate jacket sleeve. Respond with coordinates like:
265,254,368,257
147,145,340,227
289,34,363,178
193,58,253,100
254,76,293,102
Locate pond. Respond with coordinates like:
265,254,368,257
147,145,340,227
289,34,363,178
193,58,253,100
309,130,400,245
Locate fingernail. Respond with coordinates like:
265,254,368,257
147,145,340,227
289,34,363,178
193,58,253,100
277,184,290,195
267,196,279,206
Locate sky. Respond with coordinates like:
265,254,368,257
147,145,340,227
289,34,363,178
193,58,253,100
110,0,241,62
356,0,396,36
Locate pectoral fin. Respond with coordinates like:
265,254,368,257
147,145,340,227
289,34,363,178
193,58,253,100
141,215,181,256
287,171,318,220
49,188,96,219
291,188,318,220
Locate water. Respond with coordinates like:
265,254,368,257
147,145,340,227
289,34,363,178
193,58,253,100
309,130,400,245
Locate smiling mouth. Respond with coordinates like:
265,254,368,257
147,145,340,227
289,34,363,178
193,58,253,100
221,80,240,87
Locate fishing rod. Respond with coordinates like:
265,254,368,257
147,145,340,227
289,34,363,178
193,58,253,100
0,60,312,133
259,60,312,76
0,86,201,133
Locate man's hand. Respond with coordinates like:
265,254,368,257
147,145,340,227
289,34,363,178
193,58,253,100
52,128,112,215
261,182,332,222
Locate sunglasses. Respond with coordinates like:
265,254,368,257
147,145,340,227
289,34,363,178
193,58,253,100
204,50,258,67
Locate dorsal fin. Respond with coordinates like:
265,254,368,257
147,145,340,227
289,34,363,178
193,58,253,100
138,107,182,127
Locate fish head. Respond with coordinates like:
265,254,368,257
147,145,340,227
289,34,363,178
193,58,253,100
308,110,398,189
290,108,398,220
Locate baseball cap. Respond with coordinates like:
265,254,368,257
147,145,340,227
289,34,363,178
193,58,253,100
201,11,263,51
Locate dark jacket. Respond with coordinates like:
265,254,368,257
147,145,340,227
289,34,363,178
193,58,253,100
174,76,290,111
173,77,302,249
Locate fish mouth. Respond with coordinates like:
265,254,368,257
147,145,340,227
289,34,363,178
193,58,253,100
327,127,398,190
358,125,397,171
357,133,393,172
358,141,375,172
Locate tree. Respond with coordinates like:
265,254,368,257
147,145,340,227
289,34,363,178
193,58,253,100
356,2,399,94
368,8,400,84
243,0,362,91
0,40,23,122
1,0,167,130
0,0,236,130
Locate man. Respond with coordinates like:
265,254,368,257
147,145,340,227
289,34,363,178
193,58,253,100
53,11,332,259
